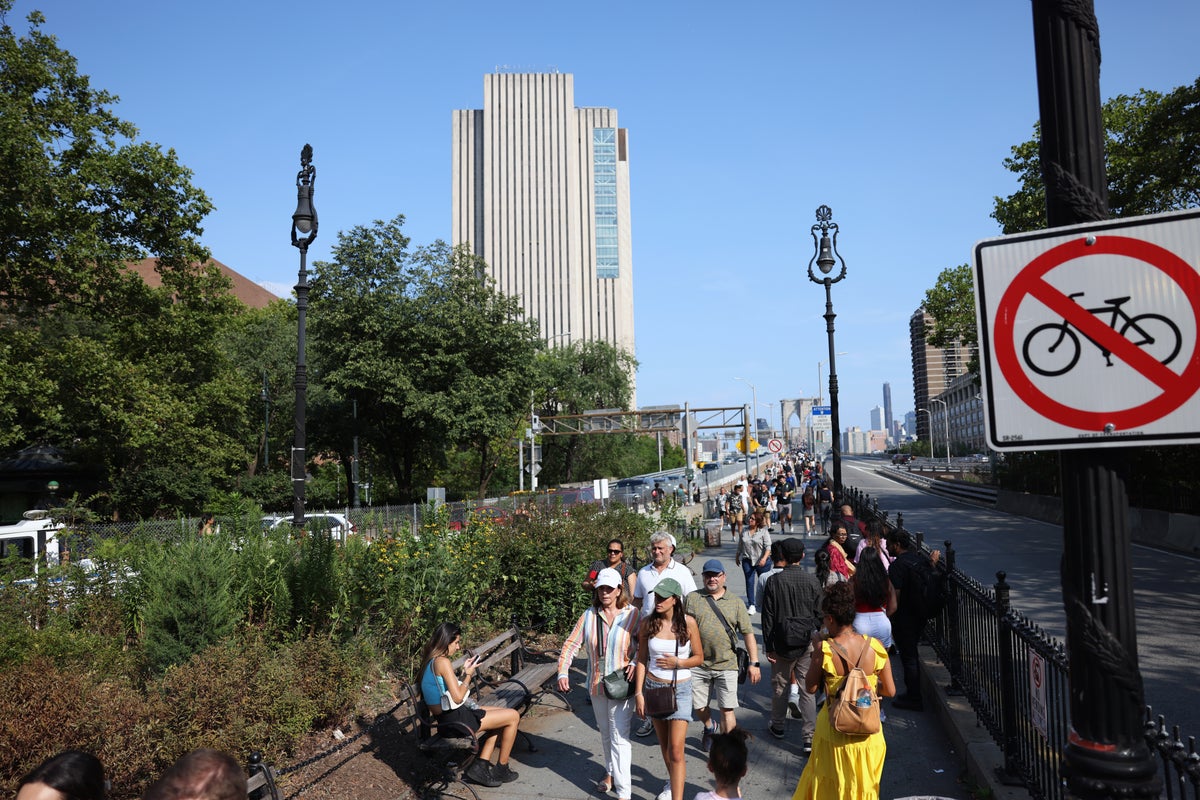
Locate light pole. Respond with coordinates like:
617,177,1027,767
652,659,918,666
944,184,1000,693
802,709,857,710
733,377,758,476
815,353,846,456
808,205,847,499
290,144,317,529
917,408,933,461
930,397,951,467
260,371,270,470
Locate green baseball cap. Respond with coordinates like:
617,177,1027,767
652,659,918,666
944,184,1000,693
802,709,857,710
652,578,684,599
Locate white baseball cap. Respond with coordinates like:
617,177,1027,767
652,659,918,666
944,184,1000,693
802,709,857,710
595,568,622,589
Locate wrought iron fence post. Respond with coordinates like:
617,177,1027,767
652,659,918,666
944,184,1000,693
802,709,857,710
896,511,903,530
995,571,1023,783
943,540,962,695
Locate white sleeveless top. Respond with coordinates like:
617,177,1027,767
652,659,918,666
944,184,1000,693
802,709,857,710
647,635,692,681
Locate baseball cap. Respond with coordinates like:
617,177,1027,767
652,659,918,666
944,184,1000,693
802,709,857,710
652,578,684,599
701,558,725,575
594,568,622,589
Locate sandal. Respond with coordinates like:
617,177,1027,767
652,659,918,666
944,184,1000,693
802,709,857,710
595,776,613,794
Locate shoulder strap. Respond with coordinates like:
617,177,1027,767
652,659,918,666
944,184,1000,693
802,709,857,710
703,594,739,649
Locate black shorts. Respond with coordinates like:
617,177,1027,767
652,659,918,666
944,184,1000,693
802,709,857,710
436,704,486,737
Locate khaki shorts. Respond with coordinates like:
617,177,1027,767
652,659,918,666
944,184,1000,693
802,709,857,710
691,666,740,710
727,511,744,523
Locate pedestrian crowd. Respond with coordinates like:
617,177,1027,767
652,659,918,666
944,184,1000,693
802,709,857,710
28,456,940,800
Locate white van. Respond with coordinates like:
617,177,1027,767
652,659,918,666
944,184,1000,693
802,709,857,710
0,510,64,571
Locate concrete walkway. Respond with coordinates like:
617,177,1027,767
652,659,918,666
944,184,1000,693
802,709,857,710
474,521,1028,800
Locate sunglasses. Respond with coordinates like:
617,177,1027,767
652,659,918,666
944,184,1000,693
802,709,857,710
608,549,623,555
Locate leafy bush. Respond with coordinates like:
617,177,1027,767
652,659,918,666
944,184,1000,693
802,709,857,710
139,535,238,674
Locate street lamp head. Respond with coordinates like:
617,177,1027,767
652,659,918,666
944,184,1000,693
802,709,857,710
291,144,318,247
807,204,846,285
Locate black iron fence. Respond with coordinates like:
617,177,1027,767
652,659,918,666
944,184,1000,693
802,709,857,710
841,484,1198,800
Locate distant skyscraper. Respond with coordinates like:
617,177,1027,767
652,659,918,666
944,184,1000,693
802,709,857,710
910,308,972,441
869,405,885,431
452,73,635,377
882,382,894,437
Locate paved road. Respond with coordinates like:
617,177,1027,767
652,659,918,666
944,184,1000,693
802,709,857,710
840,456,1200,737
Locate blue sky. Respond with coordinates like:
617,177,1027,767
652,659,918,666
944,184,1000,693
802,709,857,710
16,0,1199,435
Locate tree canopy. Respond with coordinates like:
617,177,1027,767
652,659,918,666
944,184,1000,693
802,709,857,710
993,78,1200,234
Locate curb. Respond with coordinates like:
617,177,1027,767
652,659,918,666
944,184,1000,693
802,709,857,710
920,645,1034,800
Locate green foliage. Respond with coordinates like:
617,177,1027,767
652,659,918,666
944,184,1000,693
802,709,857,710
139,535,238,674
993,78,1200,234
308,218,543,501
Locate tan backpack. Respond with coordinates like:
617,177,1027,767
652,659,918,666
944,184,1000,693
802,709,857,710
828,636,881,736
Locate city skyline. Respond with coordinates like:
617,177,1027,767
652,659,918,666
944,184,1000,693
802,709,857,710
22,0,1198,433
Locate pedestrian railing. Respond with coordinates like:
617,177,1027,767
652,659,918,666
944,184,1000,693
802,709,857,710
841,484,1196,800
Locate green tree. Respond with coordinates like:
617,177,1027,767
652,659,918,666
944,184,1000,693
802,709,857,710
921,264,976,349
308,217,542,501
0,4,264,517
534,340,638,485
993,78,1200,234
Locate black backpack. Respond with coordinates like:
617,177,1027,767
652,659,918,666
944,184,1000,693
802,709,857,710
909,556,949,620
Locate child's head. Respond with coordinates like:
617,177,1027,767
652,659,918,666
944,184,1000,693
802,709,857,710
707,728,750,787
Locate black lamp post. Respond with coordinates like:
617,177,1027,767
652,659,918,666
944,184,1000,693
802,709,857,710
290,145,317,528
807,204,846,499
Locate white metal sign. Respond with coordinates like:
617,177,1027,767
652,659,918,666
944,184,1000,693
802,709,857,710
974,209,1200,450
767,438,783,453
811,406,832,433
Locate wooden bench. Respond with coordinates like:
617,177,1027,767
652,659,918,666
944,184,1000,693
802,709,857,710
394,679,482,800
448,625,569,740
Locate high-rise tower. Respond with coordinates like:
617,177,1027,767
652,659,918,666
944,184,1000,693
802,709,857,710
452,73,635,374
909,307,972,441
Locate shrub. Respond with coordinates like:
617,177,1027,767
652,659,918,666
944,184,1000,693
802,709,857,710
139,534,238,674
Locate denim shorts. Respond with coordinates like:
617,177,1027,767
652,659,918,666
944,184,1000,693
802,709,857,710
644,675,693,722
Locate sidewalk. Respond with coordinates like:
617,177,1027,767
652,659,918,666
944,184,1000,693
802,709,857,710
475,520,1028,800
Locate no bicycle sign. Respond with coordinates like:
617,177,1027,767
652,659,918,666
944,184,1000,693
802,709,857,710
973,209,1200,451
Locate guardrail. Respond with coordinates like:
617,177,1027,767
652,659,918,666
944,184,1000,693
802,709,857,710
876,467,999,506
841,483,1192,800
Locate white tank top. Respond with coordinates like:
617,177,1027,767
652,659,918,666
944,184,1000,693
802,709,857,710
647,634,692,681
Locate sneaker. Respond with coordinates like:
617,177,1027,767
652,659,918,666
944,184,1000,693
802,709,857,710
464,759,501,788
655,782,672,800
492,762,519,783
747,604,756,616
700,725,717,753
788,689,802,720
635,718,654,737
802,738,813,755
769,723,785,739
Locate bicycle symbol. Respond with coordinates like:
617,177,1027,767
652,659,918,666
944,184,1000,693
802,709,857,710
1021,292,1182,377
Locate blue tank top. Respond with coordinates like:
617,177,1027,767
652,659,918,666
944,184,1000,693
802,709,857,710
421,660,447,707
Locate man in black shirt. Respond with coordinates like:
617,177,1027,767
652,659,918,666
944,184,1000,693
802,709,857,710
887,529,942,711
760,537,822,748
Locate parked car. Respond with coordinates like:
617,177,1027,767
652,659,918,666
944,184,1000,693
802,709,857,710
613,477,652,506
267,512,356,541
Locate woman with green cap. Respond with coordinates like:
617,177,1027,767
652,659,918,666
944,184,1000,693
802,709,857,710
634,577,703,800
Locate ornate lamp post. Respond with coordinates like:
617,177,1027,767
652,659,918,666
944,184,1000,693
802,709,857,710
290,145,317,528
807,205,847,498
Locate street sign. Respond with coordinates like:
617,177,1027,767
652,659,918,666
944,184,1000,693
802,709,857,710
811,406,832,433
974,209,1200,450
767,438,783,453
1029,652,1048,740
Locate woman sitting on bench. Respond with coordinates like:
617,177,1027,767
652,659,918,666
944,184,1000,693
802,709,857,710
419,622,522,788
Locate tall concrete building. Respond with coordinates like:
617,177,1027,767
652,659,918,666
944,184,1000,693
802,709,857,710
909,308,972,441
452,73,635,375
869,405,885,432
882,382,894,439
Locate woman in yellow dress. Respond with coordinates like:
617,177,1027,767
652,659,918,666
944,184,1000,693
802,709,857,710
792,581,895,800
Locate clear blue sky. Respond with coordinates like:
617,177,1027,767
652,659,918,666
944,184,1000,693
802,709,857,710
16,0,1199,435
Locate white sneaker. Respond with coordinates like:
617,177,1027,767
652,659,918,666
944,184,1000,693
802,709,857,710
788,684,802,718
656,782,672,800
747,604,756,615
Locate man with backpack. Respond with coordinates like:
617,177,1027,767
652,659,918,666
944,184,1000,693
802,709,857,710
726,483,746,536
886,529,943,711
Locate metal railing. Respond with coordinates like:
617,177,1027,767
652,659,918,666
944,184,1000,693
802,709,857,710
841,484,1197,800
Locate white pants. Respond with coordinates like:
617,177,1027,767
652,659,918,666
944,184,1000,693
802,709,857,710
592,692,635,799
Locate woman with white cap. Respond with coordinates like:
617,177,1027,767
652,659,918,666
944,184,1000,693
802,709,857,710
557,568,641,800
